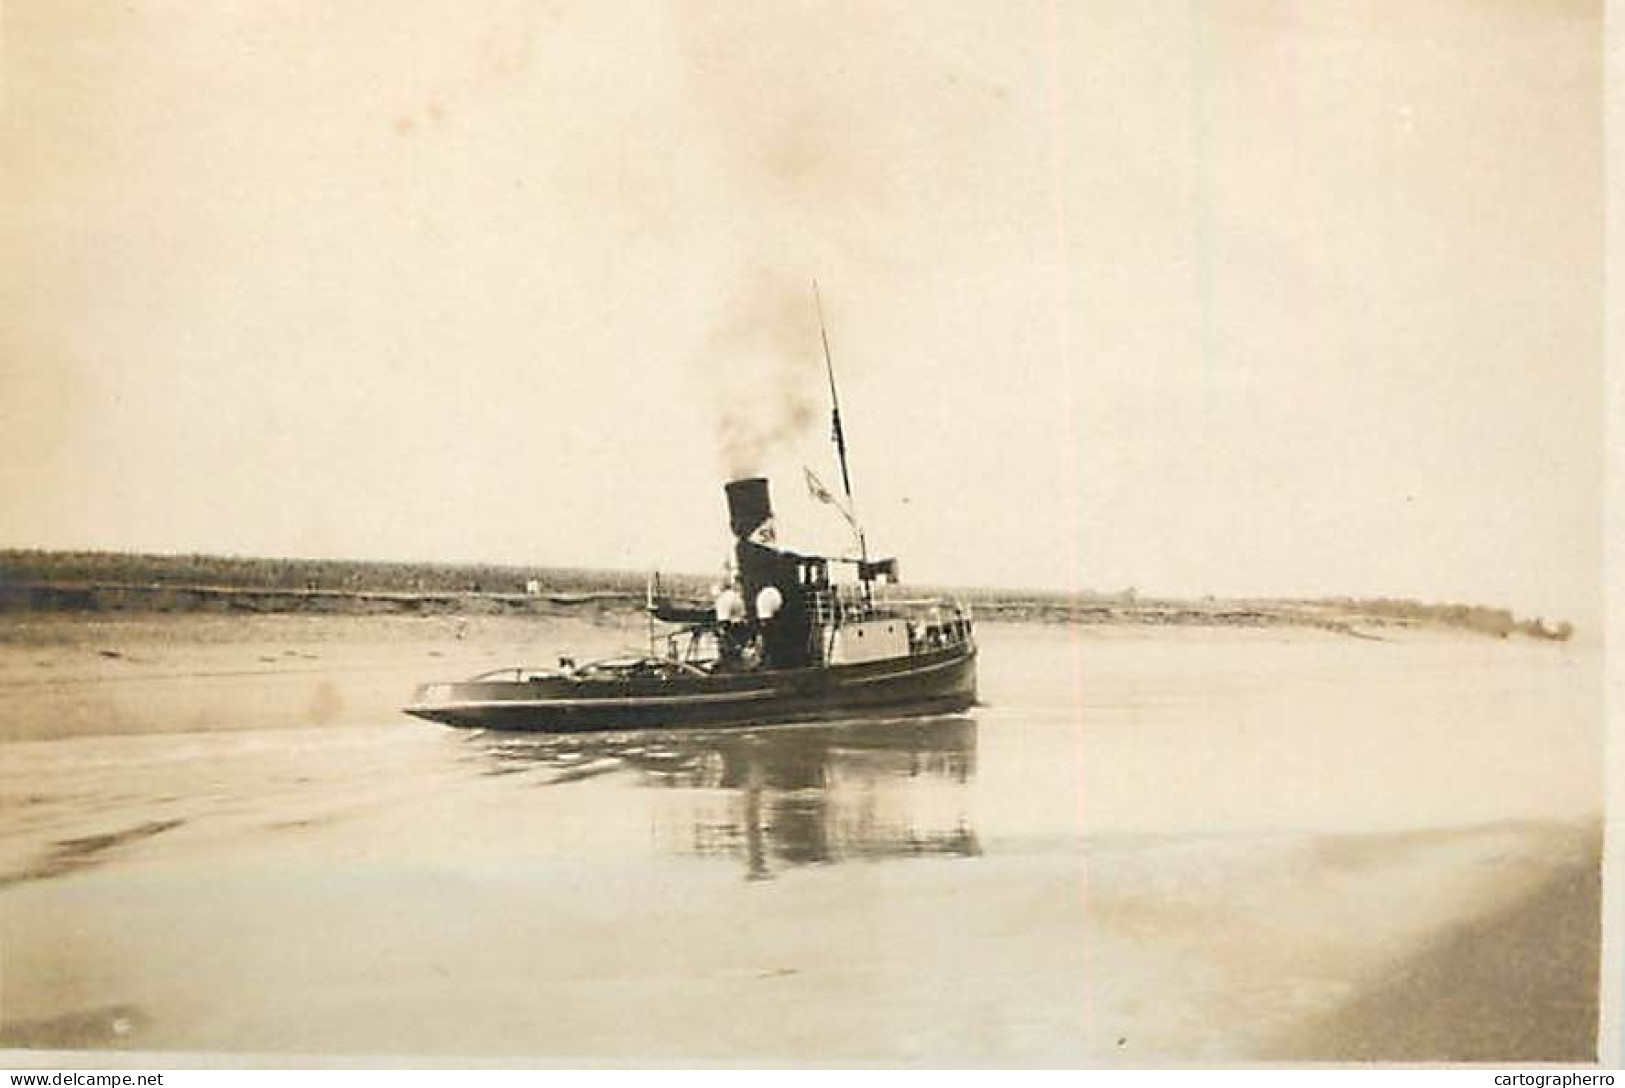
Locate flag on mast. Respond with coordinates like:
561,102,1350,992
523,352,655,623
804,466,837,506
805,466,861,536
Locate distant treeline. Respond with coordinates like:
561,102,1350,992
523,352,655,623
0,549,710,599
931,588,1572,641
1301,596,1573,642
0,549,1572,640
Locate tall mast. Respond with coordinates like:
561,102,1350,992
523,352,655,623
812,281,869,580
813,280,854,503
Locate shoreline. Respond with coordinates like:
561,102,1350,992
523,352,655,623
0,578,1572,643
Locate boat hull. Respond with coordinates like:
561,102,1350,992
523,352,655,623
405,643,977,732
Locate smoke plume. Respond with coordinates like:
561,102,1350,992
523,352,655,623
703,272,823,478
670,2,1012,476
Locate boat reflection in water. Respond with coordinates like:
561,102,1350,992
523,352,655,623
465,715,979,880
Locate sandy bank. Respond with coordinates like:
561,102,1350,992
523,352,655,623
1263,825,1601,1063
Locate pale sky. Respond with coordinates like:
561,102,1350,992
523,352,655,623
0,1,1603,626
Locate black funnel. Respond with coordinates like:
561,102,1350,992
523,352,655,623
725,477,772,539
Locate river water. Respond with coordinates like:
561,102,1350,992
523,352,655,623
0,617,1603,1063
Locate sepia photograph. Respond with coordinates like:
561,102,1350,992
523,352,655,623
0,0,1612,1070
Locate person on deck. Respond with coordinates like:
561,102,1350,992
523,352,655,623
714,584,749,668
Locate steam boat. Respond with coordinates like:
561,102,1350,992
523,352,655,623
404,292,977,733
404,476,976,732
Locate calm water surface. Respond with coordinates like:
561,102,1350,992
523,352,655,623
0,622,1601,1062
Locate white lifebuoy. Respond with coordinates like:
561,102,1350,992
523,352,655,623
755,585,784,619
714,587,746,623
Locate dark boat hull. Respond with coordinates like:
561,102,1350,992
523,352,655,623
405,644,977,732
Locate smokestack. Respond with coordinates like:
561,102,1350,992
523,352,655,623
725,477,773,539
722,475,813,669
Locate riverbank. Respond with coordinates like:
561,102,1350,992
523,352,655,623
0,577,1572,644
